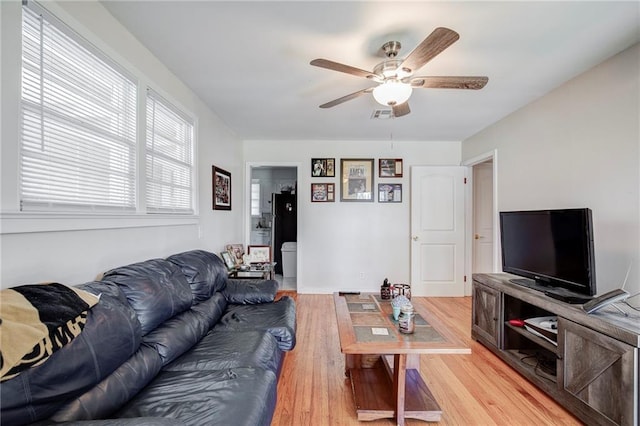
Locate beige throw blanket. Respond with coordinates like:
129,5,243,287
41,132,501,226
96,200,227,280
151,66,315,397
0,283,99,381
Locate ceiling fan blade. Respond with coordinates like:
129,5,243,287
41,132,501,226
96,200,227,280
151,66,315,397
410,76,488,90
319,88,373,108
392,102,411,117
399,27,460,73
310,59,376,79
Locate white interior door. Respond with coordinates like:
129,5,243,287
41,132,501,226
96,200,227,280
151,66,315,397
410,166,466,297
473,162,494,273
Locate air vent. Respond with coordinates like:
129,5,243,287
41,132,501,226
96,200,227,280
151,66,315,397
371,109,394,119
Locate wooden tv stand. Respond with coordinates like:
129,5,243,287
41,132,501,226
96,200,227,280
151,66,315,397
472,273,639,426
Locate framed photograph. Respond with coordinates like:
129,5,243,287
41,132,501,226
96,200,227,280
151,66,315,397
378,183,402,203
248,245,272,263
340,158,374,202
220,251,236,270
225,244,245,266
311,158,335,177
311,183,335,202
379,158,403,177
212,166,231,210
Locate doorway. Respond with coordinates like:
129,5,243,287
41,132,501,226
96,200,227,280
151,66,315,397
464,150,499,294
247,164,298,291
472,161,494,273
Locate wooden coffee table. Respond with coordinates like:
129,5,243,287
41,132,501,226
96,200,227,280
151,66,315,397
333,292,470,425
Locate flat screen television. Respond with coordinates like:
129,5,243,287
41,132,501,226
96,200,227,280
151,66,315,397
500,208,596,303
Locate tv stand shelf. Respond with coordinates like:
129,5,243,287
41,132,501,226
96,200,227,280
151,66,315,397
504,322,558,353
472,273,639,426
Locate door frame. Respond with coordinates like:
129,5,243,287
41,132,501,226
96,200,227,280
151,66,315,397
462,150,500,295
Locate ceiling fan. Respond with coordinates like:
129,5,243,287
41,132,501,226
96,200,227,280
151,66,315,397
310,27,488,117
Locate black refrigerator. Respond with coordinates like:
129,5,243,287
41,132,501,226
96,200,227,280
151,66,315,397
271,193,297,274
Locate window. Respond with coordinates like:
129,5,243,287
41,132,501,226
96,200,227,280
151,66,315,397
251,180,261,216
19,2,197,219
20,3,137,212
145,90,194,214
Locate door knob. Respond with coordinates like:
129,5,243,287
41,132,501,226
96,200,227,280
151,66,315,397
412,236,419,241
474,234,484,240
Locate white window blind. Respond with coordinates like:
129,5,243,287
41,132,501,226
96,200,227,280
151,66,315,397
145,89,194,214
20,3,137,212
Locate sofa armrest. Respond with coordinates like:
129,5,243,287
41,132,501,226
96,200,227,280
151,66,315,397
222,279,278,304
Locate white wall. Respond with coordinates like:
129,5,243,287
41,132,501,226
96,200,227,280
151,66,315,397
462,44,640,297
243,140,460,293
0,1,243,288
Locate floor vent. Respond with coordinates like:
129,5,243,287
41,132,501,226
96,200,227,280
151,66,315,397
371,109,394,119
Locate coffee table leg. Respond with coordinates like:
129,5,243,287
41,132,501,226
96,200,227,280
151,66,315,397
393,354,407,426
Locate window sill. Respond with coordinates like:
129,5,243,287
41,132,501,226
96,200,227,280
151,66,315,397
0,212,199,234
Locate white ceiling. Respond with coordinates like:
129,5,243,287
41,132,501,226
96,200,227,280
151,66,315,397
100,1,640,142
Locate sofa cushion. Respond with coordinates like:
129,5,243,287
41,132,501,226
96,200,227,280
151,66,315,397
167,250,228,302
0,283,99,382
143,309,211,366
116,368,277,426
215,296,297,351
164,330,282,376
0,283,141,426
50,344,163,422
102,259,193,335
223,279,278,304
189,292,227,329
80,280,132,308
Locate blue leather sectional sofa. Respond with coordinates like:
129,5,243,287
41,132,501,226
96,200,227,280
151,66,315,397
1,250,296,426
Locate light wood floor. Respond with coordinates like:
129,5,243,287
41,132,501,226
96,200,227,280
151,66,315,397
272,292,584,426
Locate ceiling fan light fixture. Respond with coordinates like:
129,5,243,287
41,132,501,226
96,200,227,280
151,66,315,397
373,59,411,79
372,80,412,106
311,27,486,116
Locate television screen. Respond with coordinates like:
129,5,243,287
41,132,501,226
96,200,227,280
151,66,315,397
500,208,596,298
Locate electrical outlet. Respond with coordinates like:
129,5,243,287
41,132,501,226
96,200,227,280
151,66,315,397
359,272,365,280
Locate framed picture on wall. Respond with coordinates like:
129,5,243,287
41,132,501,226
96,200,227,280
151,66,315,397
311,183,335,202
212,165,231,210
340,158,374,202
311,158,335,177
378,184,402,203
379,158,403,177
